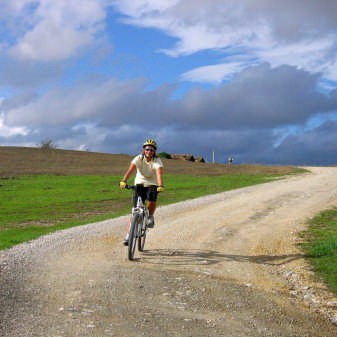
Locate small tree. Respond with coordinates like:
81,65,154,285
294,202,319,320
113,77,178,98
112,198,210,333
40,138,57,149
159,152,171,159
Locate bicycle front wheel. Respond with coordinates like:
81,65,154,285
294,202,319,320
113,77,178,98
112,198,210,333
138,219,147,252
128,213,141,260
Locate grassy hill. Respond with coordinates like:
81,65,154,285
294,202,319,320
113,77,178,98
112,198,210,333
0,146,298,177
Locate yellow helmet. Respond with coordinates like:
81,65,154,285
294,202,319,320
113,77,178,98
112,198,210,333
143,139,157,150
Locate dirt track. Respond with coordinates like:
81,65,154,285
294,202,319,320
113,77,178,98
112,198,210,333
1,167,337,336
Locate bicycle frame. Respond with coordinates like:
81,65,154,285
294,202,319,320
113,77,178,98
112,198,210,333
133,193,149,235
126,185,149,260
130,188,149,223
132,195,146,217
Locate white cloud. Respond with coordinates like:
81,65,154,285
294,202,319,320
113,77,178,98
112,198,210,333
180,62,254,84
11,25,92,61
110,0,179,17
0,112,29,137
112,0,337,84
258,36,336,76
5,0,106,61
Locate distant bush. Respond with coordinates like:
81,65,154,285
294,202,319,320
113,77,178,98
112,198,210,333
39,139,57,149
158,152,172,159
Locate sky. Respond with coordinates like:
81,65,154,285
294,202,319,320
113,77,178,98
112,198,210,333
0,0,337,165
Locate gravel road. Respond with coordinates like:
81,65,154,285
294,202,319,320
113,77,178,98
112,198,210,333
1,167,337,337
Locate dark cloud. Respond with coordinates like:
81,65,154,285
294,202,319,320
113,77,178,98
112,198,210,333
91,64,336,132
1,64,314,128
177,64,327,129
0,57,65,88
251,120,337,165
244,0,337,42
2,63,337,165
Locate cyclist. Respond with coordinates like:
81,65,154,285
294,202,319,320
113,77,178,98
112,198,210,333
119,139,164,245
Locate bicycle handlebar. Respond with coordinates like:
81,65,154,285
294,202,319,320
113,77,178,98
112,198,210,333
120,183,163,193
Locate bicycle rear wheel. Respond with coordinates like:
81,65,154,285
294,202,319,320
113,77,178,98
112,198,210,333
128,214,141,260
138,219,147,252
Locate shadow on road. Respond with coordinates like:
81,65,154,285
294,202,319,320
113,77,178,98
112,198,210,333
141,249,304,266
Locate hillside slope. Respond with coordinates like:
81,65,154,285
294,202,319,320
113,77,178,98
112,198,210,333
0,146,297,177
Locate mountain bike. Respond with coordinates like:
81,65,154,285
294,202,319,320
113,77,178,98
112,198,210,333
125,185,149,260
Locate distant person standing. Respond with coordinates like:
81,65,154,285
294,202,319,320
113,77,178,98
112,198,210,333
119,139,164,245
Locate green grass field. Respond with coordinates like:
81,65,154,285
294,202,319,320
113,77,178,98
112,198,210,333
0,173,287,250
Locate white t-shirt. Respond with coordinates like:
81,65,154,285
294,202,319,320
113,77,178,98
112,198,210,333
131,154,163,186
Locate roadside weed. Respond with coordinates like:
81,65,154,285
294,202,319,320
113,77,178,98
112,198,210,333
301,208,337,293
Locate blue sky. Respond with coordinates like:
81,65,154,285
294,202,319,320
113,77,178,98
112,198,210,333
0,0,337,165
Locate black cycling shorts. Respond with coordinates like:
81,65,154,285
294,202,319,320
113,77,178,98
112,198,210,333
133,184,158,207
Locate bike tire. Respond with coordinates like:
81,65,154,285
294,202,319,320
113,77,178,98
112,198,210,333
138,219,147,252
128,214,141,260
